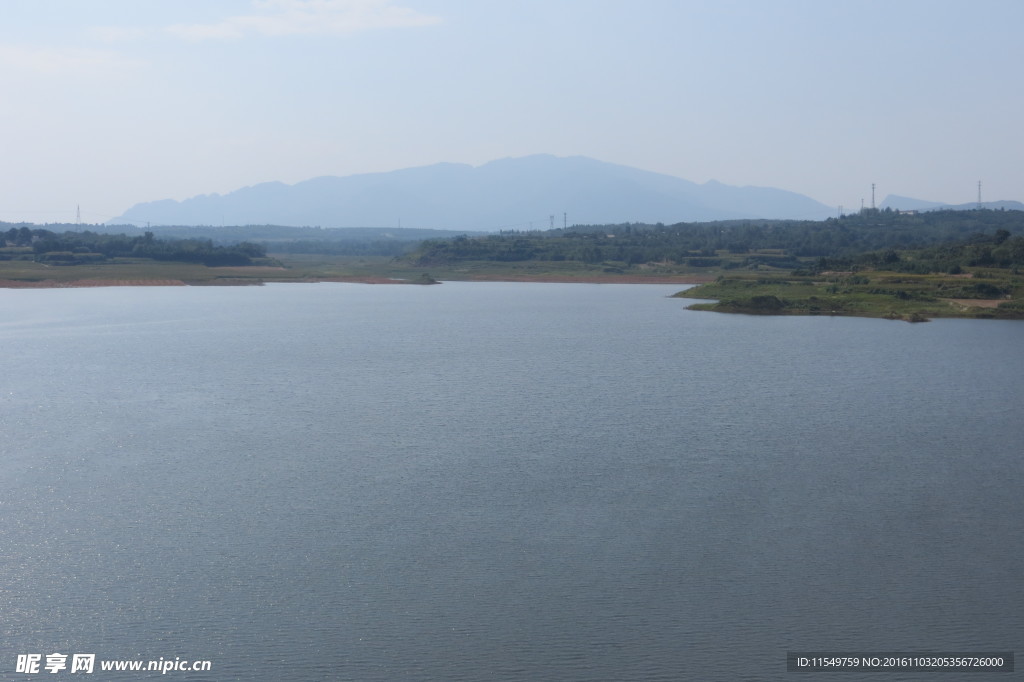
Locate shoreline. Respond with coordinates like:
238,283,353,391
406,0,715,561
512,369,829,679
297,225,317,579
0,273,714,289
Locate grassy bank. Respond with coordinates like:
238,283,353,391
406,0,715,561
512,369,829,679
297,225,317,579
675,270,1024,321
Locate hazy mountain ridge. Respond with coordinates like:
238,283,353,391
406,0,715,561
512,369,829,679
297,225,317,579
110,155,836,228
881,194,1024,212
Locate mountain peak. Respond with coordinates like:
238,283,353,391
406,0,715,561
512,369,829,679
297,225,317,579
110,156,834,228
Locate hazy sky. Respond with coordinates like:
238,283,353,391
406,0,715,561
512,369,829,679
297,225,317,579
1,0,1021,223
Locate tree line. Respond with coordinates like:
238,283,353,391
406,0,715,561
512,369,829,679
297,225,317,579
1,227,268,266
809,229,1024,275
403,209,1024,271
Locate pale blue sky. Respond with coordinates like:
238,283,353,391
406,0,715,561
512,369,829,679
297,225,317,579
0,0,1020,223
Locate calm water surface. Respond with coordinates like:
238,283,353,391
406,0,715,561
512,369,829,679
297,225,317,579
1,283,1021,680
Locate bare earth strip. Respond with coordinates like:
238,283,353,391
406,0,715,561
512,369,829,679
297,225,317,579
942,298,1006,309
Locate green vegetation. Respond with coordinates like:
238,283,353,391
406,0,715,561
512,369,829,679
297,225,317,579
674,222,1024,321
2,226,270,266
676,270,1024,322
403,208,1024,268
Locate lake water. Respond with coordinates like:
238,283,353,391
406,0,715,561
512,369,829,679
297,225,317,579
1,282,1020,681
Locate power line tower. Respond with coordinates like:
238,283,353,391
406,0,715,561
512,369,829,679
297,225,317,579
76,205,81,225
977,181,982,209
871,184,876,210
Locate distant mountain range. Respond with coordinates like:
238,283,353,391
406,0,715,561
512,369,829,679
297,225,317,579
109,155,836,228
880,195,1024,212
